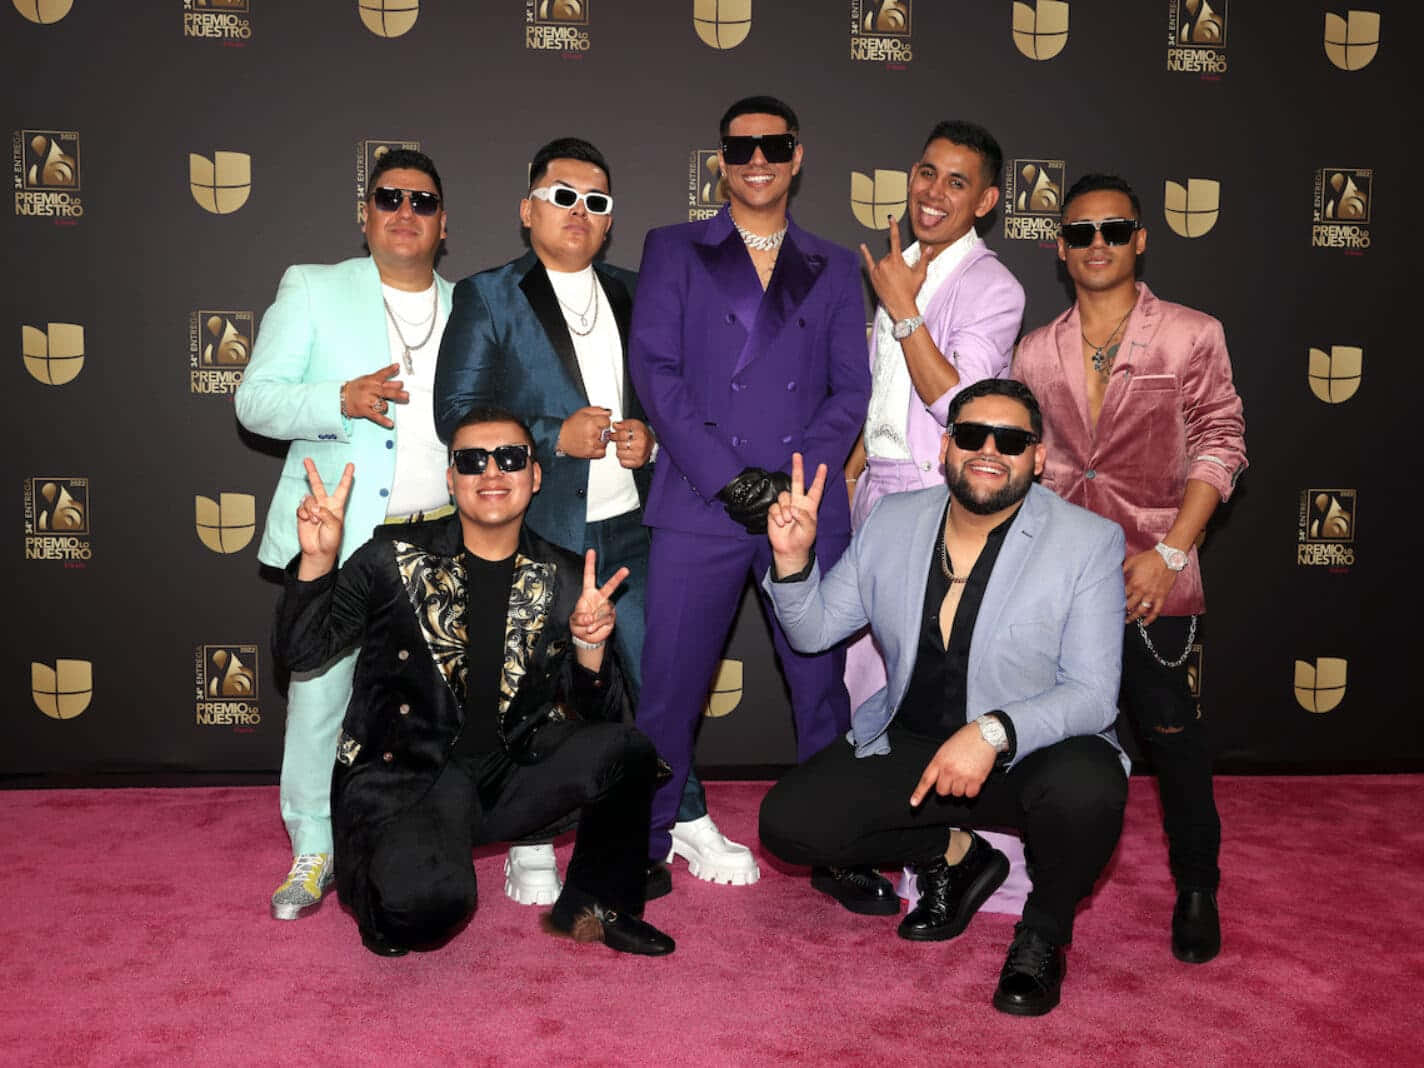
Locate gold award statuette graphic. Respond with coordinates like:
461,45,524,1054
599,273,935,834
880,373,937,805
1163,178,1219,238
1012,1,1069,61
1324,10,1379,71
356,139,421,223
851,0,912,64
25,477,92,561
1294,657,1347,713
1185,643,1203,699
851,169,908,230
189,151,251,215
694,0,750,50
14,130,83,219
22,322,84,386
1312,168,1371,251
1004,160,1065,242
1307,345,1362,404
195,493,256,553
1167,0,1227,74
688,149,726,221
190,310,254,395
183,0,252,41
703,659,743,718
1297,488,1356,568
360,0,419,37
32,659,92,720
526,0,590,52
13,0,73,23
196,644,261,727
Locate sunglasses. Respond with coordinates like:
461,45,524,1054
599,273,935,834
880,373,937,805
529,184,613,215
948,422,1040,456
1059,217,1141,249
450,444,531,475
720,133,798,165
370,186,442,216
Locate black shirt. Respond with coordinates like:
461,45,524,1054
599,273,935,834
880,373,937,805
452,550,517,758
896,503,1017,740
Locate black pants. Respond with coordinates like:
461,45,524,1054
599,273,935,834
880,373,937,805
759,726,1127,946
362,722,658,948
1120,617,1221,892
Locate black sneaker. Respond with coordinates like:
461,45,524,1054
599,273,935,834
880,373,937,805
992,923,1065,1016
810,865,899,915
897,832,1010,942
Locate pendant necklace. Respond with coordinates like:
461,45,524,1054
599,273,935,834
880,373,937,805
382,285,438,374
1083,305,1133,377
555,273,600,337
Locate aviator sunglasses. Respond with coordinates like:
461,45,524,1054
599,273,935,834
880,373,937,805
948,422,1040,456
720,133,798,165
450,444,531,475
529,184,614,215
1059,217,1141,249
370,185,443,216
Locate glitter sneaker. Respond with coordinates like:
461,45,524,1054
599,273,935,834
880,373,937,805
270,853,334,920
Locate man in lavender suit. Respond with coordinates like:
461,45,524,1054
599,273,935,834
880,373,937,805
628,95,871,897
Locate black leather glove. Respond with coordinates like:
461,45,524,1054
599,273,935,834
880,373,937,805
717,467,791,534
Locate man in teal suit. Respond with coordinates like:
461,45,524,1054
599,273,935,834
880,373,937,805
436,138,758,900
236,149,456,920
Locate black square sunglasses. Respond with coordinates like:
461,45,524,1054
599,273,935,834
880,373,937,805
948,422,1040,456
370,186,443,217
720,133,798,165
450,444,531,475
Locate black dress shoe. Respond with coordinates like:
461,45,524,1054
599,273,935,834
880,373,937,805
810,865,899,916
644,862,672,902
898,832,1010,942
1172,889,1221,964
550,905,675,956
992,923,1065,1017
359,928,409,958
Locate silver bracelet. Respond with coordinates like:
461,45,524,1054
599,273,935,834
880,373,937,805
571,635,605,651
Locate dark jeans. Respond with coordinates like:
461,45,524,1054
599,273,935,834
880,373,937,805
361,722,658,948
1120,617,1221,892
759,725,1127,946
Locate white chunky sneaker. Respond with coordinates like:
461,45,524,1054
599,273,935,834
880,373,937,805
504,843,562,905
271,853,334,920
667,814,761,885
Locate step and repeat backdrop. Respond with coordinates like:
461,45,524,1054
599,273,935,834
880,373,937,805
4,2,1416,780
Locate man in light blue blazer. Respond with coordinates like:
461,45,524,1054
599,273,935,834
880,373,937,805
236,149,455,921
758,379,1129,1017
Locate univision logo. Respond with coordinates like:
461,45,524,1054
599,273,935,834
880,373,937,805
1011,1,1068,60
703,658,743,718
693,0,750,49
850,169,907,230
359,0,419,37
195,493,256,553
21,322,84,385
1294,657,1346,713
1306,345,1362,404
1324,10,1379,70
12,0,72,24
32,659,91,719
1163,178,1219,237
189,151,251,214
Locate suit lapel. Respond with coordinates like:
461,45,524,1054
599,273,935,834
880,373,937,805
519,256,589,401
1094,283,1157,432
694,210,757,363
497,554,555,725
1052,305,1093,441
597,264,637,417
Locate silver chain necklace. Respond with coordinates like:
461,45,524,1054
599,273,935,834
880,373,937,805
382,285,438,374
1082,305,1133,377
555,273,599,337
734,219,788,252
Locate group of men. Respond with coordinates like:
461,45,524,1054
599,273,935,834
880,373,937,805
234,94,1246,1017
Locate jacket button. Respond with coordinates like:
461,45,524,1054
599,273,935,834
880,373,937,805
382,752,394,763
725,312,736,324
797,318,806,328
922,461,932,472
730,435,740,446
379,488,389,497
398,703,411,716
386,440,394,449
397,649,410,661
577,488,586,497
786,381,797,391
781,435,792,445
1085,469,1096,480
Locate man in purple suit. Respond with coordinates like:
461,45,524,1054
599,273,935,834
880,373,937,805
628,95,872,899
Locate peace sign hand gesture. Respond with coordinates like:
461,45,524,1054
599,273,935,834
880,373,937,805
859,214,933,323
570,549,630,669
766,452,827,577
295,458,353,578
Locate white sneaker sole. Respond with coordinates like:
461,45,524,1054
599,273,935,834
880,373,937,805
503,858,561,906
271,899,318,921
667,841,761,886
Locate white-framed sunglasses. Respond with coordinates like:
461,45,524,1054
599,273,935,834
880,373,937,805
529,183,613,216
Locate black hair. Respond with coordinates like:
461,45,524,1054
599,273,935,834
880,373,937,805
1061,173,1141,220
947,378,1043,439
528,137,613,192
448,406,534,455
719,95,799,138
921,120,1003,188
367,148,443,202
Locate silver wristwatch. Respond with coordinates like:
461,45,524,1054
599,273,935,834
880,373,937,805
1154,542,1188,572
976,714,1009,753
891,314,924,341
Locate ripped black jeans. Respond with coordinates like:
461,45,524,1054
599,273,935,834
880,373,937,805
1119,616,1221,892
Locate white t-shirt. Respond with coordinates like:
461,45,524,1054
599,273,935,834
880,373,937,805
381,281,452,518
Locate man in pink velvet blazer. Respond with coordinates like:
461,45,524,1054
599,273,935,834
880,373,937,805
1013,173,1246,967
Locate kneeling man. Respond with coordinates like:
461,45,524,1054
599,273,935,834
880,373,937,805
759,380,1126,1015
275,406,673,958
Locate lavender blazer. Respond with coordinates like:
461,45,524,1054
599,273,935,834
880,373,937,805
629,207,870,540
888,242,1025,472
1013,283,1247,616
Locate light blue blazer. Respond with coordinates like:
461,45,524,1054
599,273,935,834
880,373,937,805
235,256,454,568
765,483,1129,772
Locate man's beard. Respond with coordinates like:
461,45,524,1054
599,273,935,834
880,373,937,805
948,459,1033,515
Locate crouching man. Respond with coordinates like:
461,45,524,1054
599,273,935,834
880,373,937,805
274,405,674,958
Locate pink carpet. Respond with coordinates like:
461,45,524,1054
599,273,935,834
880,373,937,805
3,776,1421,1065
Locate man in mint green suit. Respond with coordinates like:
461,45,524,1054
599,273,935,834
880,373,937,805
236,149,454,920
